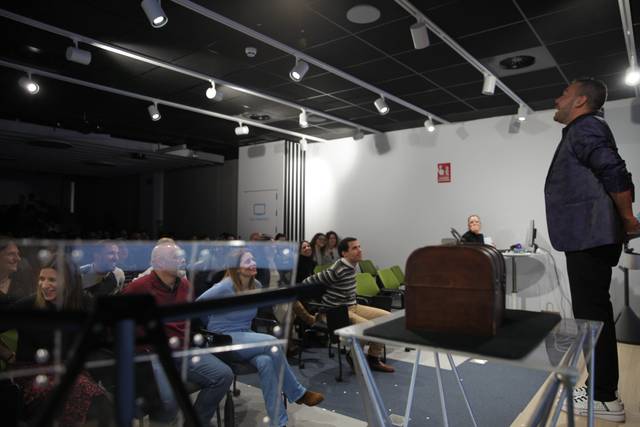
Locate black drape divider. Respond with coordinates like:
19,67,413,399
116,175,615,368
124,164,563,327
283,140,306,241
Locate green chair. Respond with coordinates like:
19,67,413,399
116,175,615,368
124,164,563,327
355,273,392,311
390,265,405,285
358,259,378,276
377,268,405,308
313,263,332,274
355,272,380,297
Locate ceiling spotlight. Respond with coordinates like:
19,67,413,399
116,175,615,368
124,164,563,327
299,109,308,128
234,122,249,136
148,103,161,121
300,138,308,152
66,41,92,65
205,80,217,99
482,74,496,95
141,0,168,28
353,129,364,140
410,21,430,50
18,74,39,95
289,59,309,82
517,105,528,122
624,66,640,86
374,96,389,115
424,117,435,132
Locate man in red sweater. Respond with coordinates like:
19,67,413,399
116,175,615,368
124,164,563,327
123,241,233,426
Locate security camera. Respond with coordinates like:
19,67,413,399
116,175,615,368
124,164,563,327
245,46,257,58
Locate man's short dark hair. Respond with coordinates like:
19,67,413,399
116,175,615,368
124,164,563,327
338,237,357,257
573,77,607,112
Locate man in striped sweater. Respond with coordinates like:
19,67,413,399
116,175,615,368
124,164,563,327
302,237,394,373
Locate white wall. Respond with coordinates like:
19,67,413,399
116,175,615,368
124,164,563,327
304,98,640,317
237,142,285,239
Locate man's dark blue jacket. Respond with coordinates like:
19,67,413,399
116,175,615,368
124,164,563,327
545,112,633,252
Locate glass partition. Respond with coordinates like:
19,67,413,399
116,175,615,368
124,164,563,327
0,238,304,426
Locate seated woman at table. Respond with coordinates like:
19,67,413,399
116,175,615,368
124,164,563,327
461,214,493,245
197,250,324,427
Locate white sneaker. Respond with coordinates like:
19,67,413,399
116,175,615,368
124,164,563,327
562,393,625,423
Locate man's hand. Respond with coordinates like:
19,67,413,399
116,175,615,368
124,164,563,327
623,216,640,239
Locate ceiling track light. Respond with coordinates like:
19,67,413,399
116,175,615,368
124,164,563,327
299,109,308,128
205,80,217,99
374,96,390,115
148,102,161,121
517,104,528,122
482,74,496,95
353,129,365,140
299,137,308,152
424,117,435,132
289,58,309,82
66,40,92,65
410,21,430,50
141,0,168,28
234,122,249,136
624,66,640,86
18,72,39,95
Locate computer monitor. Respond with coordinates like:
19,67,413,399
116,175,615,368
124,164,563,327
525,219,537,252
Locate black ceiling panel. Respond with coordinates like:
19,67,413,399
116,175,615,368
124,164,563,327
328,88,379,105
465,94,515,110
403,89,458,107
301,95,351,111
418,0,523,38
423,63,482,88
307,0,409,33
426,101,474,117
457,22,540,59
547,29,627,66
392,42,466,73
304,36,384,68
266,82,324,101
529,1,621,45
327,106,375,121
302,72,360,93
514,0,584,19
517,83,566,104
344,58,414,83
356,17,416,55
376,75,436,96
501,68,566,91
559,52,630,82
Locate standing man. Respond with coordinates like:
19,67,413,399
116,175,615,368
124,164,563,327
546,77,640,422
302,237,394,373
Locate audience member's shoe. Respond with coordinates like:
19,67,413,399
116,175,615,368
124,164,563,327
366,355,395,373
562,393,625,422
295,390,325,406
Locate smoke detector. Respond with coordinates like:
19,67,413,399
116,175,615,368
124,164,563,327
245,46,257,58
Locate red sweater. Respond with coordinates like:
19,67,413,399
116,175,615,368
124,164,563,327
122,271,191,347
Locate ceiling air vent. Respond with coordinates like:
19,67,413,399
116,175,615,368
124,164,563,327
499,55,535,70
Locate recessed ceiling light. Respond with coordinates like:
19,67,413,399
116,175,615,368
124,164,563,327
26,45,41,54
346,5,381,24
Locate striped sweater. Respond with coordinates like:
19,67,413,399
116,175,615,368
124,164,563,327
302,258,356,307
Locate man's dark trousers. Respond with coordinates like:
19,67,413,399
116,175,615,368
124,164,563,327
565,243,622,402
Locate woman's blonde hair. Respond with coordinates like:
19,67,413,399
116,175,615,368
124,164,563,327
224,250,257,292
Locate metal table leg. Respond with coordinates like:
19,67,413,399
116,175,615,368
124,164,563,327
402,349,421,427
434,352,449,427
351,337,391,427
446,353,477,427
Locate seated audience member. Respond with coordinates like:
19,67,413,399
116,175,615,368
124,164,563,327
310,233,332,265
0,239,35,305
122,241,233,426
325,231,340,262
80,241,125,296
292,240,317,326
8,259,112,426
197,250,324,427
461,215,493,245
302,237,395,373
